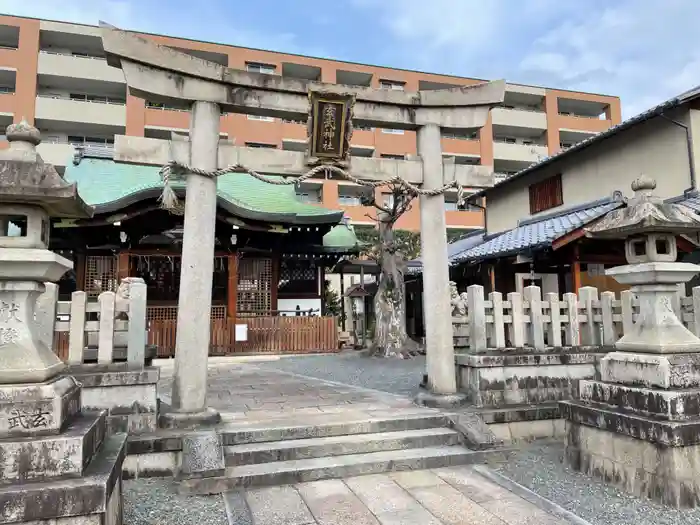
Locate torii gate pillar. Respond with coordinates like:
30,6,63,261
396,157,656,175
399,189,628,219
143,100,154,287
100,24,504,414
416,123,460,401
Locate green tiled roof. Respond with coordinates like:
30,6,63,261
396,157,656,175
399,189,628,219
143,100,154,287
64,157,344,225
323,223,361,252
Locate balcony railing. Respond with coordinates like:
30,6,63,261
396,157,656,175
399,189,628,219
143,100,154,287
37,94,126,106
39,49,106,61
558,112,607,120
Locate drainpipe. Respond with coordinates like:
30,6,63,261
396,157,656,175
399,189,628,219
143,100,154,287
660,113,697,194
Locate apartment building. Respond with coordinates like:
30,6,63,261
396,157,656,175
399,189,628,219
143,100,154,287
0,14,621,232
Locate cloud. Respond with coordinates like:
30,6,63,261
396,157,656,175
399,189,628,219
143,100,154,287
351,0,700,118
0,0,326,58
519,0,700,116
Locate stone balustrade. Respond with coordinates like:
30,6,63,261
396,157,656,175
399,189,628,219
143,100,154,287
451,283,692,352
36,277,159,435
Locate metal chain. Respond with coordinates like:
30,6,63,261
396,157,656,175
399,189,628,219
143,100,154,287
158,160,464,212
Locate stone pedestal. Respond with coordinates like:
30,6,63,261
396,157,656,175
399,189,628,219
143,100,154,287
562,351,700,507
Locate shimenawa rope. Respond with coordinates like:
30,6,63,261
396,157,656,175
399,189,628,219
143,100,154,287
158,161,465,213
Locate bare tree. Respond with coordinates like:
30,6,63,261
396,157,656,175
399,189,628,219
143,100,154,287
362,183,422,358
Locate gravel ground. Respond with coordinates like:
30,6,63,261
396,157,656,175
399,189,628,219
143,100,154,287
124,479,228,525
493,443,700,525
255,351,426,397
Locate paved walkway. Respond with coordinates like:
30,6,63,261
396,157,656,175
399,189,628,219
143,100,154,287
156,357,426,422
136,358,584,525
125,465,574,525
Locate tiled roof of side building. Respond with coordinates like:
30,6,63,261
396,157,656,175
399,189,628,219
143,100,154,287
469,84,700,200
452,197,624,263
64,152,344,225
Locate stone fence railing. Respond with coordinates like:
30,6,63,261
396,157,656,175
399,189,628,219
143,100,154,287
452,283,695,352
37,277,148,365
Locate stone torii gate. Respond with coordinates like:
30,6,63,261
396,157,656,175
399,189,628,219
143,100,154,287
99,24,505,422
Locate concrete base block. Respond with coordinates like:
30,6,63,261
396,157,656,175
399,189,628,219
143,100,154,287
566,421,700,508
68,364,160,435
455,350,606,409
179,431,225,479
0,375,81,438
123,451,180,480
414,390,467,409
579,379,700,420
0,433,126,524
487,419,564,444
600,351,700,389
0,411,106,483
159,406,221,430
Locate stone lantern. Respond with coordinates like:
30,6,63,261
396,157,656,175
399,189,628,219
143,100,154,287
587,175,700,352
561,176,700,507
0,120,91,386
0,122,125,525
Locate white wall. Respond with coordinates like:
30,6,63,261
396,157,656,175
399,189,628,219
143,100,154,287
278,298,322,316
486,107,694,234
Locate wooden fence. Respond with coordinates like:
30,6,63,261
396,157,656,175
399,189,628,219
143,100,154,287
148,315,339,357
452,283,694,352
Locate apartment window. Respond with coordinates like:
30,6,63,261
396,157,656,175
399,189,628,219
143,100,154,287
504,137,517,144
560,142,574,150
338,194,362,206
246,62,276,75
443,131,477,140
283,118,305,125
0,25,19,50
380,154,405,160
296,190,322,203
245,142,277,149
69,93,126,105
381,128,404,135
247,114,275,122
529,174,563,214
379,80,405,91
146,100,189,112
0,86,13,94
444,201,459,212
382,193,395,208
355,124,373,131
71,50,105,59
68,135,114,147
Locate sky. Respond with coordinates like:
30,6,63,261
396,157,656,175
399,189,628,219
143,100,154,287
3,0,699,119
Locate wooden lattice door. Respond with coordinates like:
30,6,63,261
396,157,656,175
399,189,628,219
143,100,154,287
237,258,272,316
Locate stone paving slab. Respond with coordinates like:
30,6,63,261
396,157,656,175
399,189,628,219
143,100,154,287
157,362,420,422
257,466,573,525
124,466,578,525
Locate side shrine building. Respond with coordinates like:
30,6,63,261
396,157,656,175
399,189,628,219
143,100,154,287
47,146,360,357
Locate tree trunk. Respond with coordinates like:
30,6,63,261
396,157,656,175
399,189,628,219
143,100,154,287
368,213,422,358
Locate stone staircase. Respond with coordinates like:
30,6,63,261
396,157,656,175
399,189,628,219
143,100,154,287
179,410,507,494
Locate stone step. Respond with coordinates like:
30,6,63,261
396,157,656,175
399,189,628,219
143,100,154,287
180,445,508,494
219,413,449,446
225,427,461,466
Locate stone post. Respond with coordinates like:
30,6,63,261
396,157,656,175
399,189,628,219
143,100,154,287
166,101,221,426
415,123,465,407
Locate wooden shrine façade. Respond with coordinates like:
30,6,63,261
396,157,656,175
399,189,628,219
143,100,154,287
47,147,360,356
